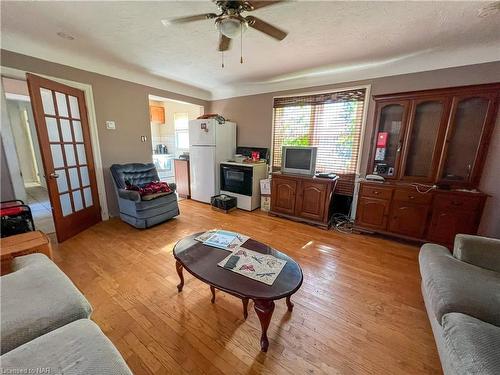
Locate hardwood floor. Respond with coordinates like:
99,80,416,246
53,199,441,374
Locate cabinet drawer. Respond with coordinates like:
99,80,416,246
433,194,483,211
393,189,433,204
361,185,393,200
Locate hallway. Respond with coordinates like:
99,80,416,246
25,185,55,234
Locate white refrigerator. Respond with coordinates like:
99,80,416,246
189,119,236,203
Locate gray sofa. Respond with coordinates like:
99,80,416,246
0,254,132,374
110,163,180,228
419,234,500,375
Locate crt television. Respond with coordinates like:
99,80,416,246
281,146,317,176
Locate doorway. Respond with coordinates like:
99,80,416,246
1,70,108,242
148,95,203,183
2,77,55,234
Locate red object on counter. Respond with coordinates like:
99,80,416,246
251,151,260,161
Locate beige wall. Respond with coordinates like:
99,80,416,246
210,61,500,238
1,49,209,217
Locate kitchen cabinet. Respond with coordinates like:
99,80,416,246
150,105,165,124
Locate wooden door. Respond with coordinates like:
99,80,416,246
27,74,101,242
400,97,450,182
356,197,390,230
368,100,410,178
437,93,498,188
426,208,479,246
388,202,430,238
270,177,297,215
296,181,327,221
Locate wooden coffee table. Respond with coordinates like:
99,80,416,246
173,233,303,352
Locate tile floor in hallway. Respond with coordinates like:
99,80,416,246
25,185,55,234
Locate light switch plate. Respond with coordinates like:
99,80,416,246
106,121,116,130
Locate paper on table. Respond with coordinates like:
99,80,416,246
218,247,286,285
195,229,218,243
195,230,250,252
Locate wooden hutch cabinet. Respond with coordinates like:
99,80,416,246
270,172,337,228
355,83,498,247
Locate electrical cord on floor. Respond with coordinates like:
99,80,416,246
331,213,355,233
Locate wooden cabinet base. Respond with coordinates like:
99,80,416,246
270,173,338,229
269,210,331,230
355,181,486,248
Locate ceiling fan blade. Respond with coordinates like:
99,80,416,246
247,1,285,10
218,34,231,51
246,16,287,40
165,13,217,25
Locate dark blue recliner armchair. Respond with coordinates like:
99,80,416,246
110,163,179,228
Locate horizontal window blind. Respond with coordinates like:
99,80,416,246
272,88,366,195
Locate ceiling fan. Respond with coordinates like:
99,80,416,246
164,1,288,53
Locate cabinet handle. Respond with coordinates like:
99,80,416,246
374,191,380,195
451,201,463,206
408,195,415,199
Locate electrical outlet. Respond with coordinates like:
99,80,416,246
105,121,116,130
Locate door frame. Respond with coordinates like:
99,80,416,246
1,66,109,220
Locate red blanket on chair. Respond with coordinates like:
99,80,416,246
126,181,171,196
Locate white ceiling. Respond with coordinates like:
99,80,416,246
2,1,500,100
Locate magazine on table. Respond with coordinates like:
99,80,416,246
195,229,249,251
217,247,287,285
194,229,218,243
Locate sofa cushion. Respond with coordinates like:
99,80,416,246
0,319,132,375
0,254,92,354
419,244,500,327
442,313,500,375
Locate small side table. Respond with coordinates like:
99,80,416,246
1,231,53,274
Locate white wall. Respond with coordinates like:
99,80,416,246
6,99,39,185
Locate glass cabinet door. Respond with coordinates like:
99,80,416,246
402,99,448,181
371,101,408,178
439,95,492,185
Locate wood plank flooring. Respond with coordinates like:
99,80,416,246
52,199,441,374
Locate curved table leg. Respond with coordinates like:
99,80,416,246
253,299,275,352
242,298,249,320
175,261,184,292
210,285,216,303
286,295,294,312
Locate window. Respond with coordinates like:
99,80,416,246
272,88,367,195
174,112,189,151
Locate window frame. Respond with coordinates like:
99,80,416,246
270,85,371,178
174,112,189,152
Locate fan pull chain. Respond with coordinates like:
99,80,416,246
240,23,244,64
221,50,224,68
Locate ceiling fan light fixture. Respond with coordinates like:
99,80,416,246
216,17,248,39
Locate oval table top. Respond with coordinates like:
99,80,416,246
173,233,303,300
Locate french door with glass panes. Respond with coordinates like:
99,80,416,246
27,73,101,242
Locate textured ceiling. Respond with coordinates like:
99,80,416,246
1,1,500,100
